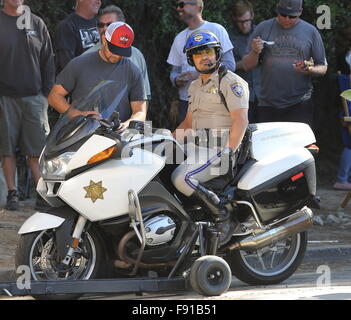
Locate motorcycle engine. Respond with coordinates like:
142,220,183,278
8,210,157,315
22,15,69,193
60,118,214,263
144,215,176,247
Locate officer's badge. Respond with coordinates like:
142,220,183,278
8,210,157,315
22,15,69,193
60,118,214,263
194,34,203,42
231,84,244,98
210,86,218,94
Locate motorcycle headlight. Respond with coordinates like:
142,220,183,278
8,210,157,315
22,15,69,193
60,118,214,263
40,152,75,180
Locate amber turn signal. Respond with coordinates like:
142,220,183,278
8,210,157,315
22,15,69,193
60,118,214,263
87,146,117,165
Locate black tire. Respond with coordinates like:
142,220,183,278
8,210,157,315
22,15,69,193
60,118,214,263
189,255,232,296
225,231,308,286
15,227,105,300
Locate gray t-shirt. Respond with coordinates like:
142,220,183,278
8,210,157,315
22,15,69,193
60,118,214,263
246,18,327,109
84,43,151,98
56,51,146,121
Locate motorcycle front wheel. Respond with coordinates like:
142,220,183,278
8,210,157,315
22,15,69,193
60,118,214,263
15,227,105,300
225,231,307,285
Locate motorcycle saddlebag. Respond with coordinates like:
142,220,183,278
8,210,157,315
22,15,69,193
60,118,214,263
236,149,316,224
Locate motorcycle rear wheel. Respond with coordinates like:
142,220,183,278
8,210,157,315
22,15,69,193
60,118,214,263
225,231,307,285
15,228,105,300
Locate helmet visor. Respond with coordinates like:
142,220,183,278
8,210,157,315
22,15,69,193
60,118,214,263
192,47,216,57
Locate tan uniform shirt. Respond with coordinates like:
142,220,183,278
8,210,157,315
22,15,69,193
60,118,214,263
188,69,249,131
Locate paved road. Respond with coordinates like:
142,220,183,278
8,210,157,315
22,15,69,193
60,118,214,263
2,255,351,301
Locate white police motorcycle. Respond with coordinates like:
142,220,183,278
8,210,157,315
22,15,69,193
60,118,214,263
15,81,318,299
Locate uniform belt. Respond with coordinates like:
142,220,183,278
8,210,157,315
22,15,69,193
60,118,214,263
194,135,225,148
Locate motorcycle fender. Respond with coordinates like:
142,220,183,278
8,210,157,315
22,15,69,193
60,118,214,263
18,212,65,235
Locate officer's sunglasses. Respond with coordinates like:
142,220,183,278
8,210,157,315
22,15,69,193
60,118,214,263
192,48,216,57
279,13,298,19
176,1,197,9
97,22,113,29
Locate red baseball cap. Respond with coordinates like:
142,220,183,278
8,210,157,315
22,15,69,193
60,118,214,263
105,22,134,57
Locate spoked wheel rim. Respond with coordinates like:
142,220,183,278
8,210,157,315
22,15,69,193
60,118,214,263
239,233,301,277
29,230,97,281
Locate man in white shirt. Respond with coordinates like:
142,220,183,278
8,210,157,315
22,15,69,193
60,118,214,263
167,0,236,125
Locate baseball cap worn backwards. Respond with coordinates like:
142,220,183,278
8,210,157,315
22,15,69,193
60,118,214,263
276,0,302,16
105,22,134,57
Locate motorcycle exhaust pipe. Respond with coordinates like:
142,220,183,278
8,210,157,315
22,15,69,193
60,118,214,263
228,207,313,251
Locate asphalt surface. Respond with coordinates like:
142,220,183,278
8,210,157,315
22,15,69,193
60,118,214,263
0,188,350,300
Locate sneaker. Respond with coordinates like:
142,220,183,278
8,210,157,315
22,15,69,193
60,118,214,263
5,190,19,211
35,193,51,211
333,182,351,191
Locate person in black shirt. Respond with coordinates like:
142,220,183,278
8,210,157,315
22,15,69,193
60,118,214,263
54,0,101,73
228,0,260,123
0,0,55,210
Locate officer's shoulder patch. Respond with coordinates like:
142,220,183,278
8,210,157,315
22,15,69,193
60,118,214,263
231,83,244,98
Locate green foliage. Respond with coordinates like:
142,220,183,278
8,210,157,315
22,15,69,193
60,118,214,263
10,0,351,142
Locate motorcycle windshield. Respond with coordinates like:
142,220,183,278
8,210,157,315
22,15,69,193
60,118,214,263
45,81,126,157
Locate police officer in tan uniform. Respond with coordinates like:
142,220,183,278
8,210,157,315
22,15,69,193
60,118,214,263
172,30,249,243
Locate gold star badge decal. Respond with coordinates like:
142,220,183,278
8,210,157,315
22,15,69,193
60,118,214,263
83,180,107,203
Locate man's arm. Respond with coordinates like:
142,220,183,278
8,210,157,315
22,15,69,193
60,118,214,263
227,108,249,152
294,63,327,77
221,50,236,72
242,37,263,71
48,84,71,113
308,65,328,77
172,111,193,140
48,84,99,118
40,23,55,97
170,65,198,88
118,100,147,131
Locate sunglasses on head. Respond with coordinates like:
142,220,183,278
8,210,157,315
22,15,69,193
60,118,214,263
176,1,197,9
97,22,113,28
279,13,298,19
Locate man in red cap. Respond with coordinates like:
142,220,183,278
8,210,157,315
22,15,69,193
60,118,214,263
49,21,147,131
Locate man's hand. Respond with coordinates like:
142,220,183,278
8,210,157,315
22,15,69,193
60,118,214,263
175,71,198,87
220,147,235,179
251,36,264,55
116,121,129,133
66,108,100,119
293,58,314,75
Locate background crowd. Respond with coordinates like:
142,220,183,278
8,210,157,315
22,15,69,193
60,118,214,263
0,0,350,209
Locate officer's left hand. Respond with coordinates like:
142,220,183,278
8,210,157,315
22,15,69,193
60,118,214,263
220,147,235,178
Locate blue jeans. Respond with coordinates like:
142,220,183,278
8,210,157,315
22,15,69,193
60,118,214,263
336,147,351,183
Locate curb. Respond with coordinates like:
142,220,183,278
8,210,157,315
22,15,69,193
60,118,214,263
0,270,16,283
1,245,351,284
